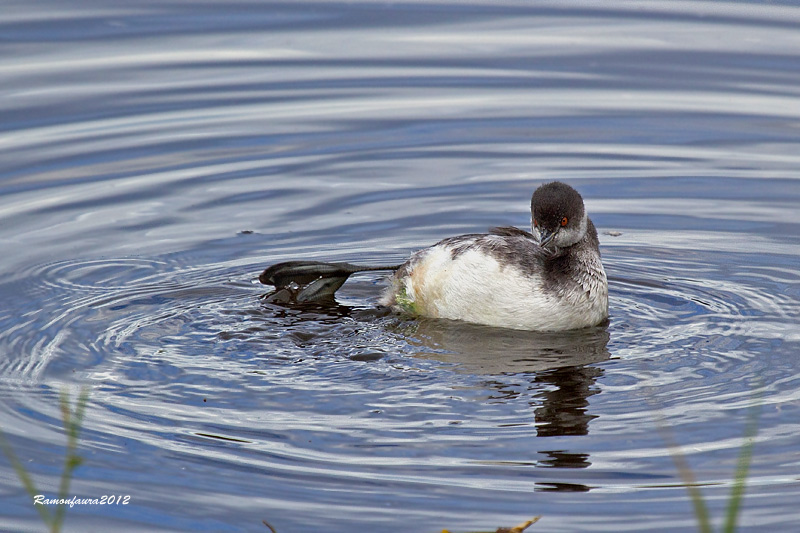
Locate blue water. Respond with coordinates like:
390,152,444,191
2,2,800,531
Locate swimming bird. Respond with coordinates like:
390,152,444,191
260,181,608,331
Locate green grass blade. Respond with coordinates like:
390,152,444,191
667,446,713,533
653,412,712,533
0,386,90,533
53,387,90,532
0,430,53,527
722,388,762,532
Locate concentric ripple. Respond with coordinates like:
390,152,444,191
2,175,800,531
2,1,800,531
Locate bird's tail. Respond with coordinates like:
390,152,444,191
259,260,401,302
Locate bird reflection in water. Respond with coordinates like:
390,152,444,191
261,291,610,493
391,317,609,493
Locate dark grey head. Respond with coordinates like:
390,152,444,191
530,182,588,250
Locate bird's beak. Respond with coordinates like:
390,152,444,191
538,229,556,248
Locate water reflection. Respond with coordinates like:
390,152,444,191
262,295,608,491
405,318,607,491
534,365,602,439
405,318,610,373
532,364,603,491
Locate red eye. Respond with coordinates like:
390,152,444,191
533,219,539,228
560,217,568,227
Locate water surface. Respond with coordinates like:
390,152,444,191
1,1,800,531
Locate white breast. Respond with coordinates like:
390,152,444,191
381,239,608,331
